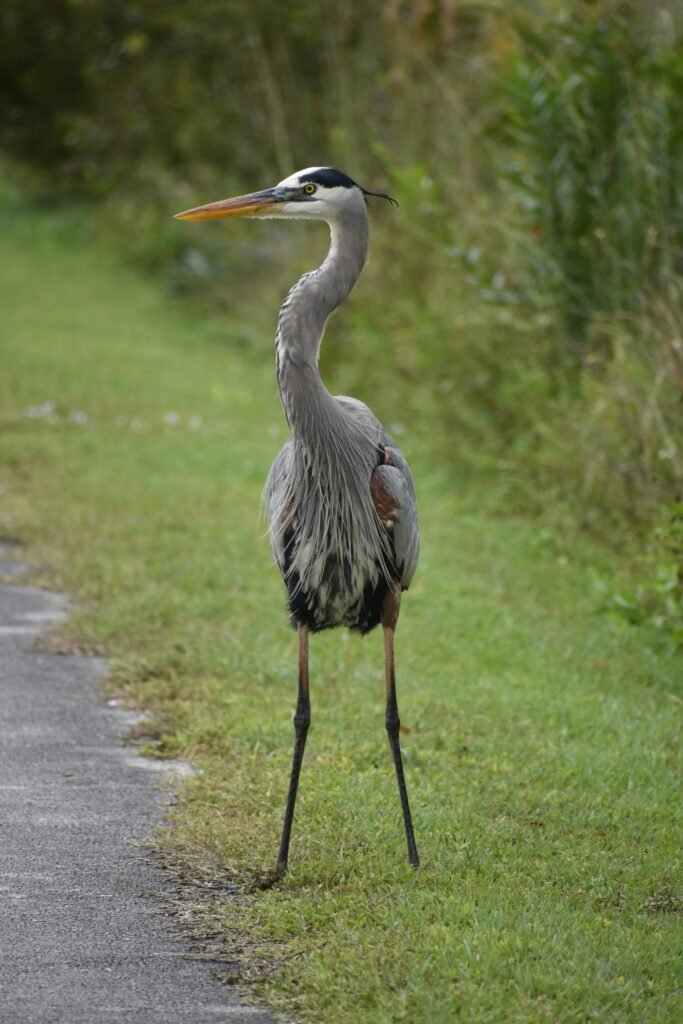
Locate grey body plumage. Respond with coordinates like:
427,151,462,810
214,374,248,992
266,414,418,634
175,166,420,872
264,194,418,632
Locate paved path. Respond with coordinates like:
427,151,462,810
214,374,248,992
0,552,275,1024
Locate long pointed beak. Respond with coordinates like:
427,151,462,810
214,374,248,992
174,187,283,221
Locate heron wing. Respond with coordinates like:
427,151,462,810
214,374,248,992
371,445,419,589
335,398,420,589
264,440,293,574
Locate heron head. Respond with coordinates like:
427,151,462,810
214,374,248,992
174,166,397,223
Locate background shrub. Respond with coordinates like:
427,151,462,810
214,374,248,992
2,0,681,637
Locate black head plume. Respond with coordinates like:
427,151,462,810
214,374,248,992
361,186,399,208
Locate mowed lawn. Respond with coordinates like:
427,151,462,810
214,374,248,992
1,194,681,1023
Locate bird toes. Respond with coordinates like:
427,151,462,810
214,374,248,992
247,862,287,891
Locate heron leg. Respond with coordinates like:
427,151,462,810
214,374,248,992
383,590,420,868
276,623,310,871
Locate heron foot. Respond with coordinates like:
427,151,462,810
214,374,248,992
247,862,287,891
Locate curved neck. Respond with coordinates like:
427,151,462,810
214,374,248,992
275,211,368,434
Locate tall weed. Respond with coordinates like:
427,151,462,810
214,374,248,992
500,9,683,345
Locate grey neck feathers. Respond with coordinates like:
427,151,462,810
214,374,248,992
271,207,393,589
275,210,368,435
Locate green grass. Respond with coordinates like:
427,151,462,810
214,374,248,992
1,192,681,1023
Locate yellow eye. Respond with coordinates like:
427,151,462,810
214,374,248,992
303,183,316,195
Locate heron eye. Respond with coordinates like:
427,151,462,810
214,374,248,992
303,183,316,195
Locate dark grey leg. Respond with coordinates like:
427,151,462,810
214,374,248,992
383,591,420,867
276,624,310,871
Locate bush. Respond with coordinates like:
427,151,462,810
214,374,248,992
500,8,683,345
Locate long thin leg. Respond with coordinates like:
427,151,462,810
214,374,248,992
383,592,420,868
276,623,310,871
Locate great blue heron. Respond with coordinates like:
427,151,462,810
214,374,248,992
175,166,420,872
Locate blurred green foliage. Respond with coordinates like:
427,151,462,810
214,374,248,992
1,0,682,638
0,0,490,192
502,9,683,343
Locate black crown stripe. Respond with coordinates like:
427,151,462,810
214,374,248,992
297,168,358,190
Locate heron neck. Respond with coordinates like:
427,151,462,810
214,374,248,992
275,211,368,435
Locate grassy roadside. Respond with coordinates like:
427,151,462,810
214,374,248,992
1,194,682,1023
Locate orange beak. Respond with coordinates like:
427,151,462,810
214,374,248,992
174,187,284,221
